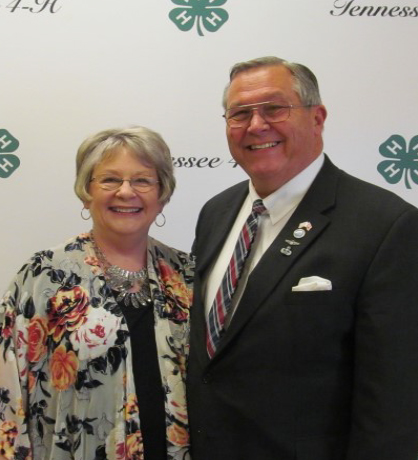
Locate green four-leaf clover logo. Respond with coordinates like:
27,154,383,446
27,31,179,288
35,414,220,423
377,135,418,189
169,0,229,36
0,129,20,178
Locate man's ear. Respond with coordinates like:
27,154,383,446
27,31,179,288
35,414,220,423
313,105,327,133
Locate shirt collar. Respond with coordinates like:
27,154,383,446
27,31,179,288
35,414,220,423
249,153,324,225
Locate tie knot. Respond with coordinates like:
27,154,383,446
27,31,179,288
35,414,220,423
252,199,266,216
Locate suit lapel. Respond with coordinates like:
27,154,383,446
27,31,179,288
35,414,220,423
212,156,341,360
195,181,249,275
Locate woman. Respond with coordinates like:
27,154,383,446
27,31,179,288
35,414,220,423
0,127,193,460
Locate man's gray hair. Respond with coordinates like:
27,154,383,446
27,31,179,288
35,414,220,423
222,56,322,109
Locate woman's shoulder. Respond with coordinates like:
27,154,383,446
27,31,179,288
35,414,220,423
10,233,94,285
148,236,189,257
1,234,97,312
62,232,93,253
148,237,194,271
22,233,92,266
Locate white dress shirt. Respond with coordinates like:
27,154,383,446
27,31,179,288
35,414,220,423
204,154,324,326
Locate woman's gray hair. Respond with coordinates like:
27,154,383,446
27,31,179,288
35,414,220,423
74,126,175,204
222,56,322,109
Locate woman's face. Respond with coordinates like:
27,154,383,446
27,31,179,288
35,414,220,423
85,146,163,246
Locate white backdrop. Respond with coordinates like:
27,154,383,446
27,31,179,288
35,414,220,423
1,0,418,294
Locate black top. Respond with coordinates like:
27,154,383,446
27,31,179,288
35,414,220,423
118,295,167,460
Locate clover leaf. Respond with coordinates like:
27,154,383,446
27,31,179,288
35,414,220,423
377,134,418,189
169,0,229,36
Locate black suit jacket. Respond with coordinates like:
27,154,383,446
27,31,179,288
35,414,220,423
187,156,418,460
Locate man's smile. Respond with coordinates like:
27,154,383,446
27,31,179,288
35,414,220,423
248,141,281,150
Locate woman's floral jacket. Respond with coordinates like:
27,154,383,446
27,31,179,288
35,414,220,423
0,233,194,460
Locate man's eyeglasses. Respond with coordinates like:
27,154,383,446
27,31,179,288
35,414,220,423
223,101,315,128
90,175,160,192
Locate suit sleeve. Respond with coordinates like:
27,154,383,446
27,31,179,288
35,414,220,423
347,206,418,460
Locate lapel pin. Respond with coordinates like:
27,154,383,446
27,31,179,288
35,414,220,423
283,222,313,255
293,228,306,239
298,221,312,231
293,221,313,239
280,246,292,256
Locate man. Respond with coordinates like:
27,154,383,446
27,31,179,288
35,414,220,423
187,56,418,460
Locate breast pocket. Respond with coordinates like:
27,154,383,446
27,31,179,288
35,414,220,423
284,289,336,306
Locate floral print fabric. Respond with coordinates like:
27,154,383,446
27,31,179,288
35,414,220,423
0,234,194,460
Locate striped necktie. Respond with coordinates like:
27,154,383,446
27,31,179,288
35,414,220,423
206,199,266,358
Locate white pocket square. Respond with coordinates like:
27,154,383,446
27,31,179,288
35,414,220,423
292,276,332,292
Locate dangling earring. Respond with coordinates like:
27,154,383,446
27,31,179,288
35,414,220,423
81,206,91,221
155,212,166,227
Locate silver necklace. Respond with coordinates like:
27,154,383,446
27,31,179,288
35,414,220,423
90,232,152,308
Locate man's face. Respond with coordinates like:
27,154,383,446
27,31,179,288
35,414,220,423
225,65,327,197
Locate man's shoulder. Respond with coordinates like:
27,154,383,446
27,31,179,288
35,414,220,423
339,167,416,213
321,156,417,215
